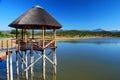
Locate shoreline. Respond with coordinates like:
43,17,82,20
56,36,119,41
0,36,120,41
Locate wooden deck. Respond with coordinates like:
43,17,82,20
0,38,56,61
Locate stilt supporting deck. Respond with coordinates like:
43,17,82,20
30,44,34,80
25,51,28,80
16,51,19,80
6,40,9,80
21,51,24,76
42,50,46,80
6,51,9,80
10,52,13,80
53,28,57,74
53,49,57,75
53,70,56,80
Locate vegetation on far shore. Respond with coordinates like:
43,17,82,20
36,30,120,38
1,29,120,40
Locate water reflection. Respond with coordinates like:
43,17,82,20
1,38,120,80
15,67,56,80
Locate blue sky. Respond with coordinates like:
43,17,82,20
0,0,120,30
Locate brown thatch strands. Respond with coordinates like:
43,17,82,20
9,6,62,29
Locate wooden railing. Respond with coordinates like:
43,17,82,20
0,39,17,49
0,38,56,51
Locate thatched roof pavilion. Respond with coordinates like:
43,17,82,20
8,5,62,40
9,5,62,29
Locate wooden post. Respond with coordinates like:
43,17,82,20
21,51,24,76
16,28,18,39
10,52,13,80
16,51,19,78
22,29,23,40
6,40,9,80
23,29,26,42
32,29,34,39
25,51,28,80
53,49,57,75
11,40,13,48
42,50,46,80
53,28,57,74
42,26,45,48
42,26,46,80
1,40,3,49
30,43,34,80
53,69,56,80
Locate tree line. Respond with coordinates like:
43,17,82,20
57,30,120,37
36,30,120,37
1,29,120,38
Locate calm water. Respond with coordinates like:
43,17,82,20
0,38,120,80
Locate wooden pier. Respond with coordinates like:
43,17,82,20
0,5,62,80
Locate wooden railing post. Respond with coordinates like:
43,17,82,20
1,40,3,49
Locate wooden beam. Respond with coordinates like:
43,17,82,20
24,54,42,71
44,40,55,49
45,56,54,64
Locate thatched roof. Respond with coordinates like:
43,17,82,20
9,5,62,29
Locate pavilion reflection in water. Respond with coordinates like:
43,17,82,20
16,65,56,80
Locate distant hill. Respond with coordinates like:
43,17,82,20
92,28,105,32
111,29,120,32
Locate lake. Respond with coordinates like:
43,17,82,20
0,38,120,80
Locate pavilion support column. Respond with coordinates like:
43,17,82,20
42,26,46,80
32,29,34,39
23,29,26,42
16,28,18,39
22,29,23,40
